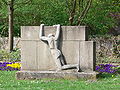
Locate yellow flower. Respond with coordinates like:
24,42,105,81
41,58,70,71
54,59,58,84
7,63,21,69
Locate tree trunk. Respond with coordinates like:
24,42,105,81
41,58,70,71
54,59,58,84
8,0,14,52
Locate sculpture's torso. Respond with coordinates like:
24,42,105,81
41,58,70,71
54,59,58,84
48,37,57,49
47,36,61,58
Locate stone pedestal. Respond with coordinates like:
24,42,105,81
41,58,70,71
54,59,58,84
16,71,98,80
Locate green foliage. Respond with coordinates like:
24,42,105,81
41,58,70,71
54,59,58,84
83,0,119,35
0,0,8,37
0,0,120,36
0,0,69,36
0,48,21,62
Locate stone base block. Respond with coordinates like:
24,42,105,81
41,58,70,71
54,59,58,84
16,71,98,80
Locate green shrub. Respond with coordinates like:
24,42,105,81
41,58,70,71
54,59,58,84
0,48,21,62
0,0,120,36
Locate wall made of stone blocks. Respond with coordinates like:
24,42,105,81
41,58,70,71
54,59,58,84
20,26,95,72
0,35,119,63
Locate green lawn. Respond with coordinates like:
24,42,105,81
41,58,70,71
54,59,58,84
0,71,120,90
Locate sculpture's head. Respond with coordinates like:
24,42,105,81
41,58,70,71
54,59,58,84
48,34,54,38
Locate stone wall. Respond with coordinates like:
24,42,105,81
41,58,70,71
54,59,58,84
0,37,20,49
89,35,120,63
0,35,120,64
20,26,95,71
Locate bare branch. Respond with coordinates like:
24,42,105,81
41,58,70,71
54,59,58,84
65,0,71,14
68,0,77,25
77,0,92,25
78,0,84,13
71,0,76,14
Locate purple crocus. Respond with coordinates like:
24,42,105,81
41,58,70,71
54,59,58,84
96,64,119,74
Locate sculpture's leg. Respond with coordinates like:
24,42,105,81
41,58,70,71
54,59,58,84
62,64,79,71
59,55,66,66
54,58,62,71
51,50,62,71
76,64,80,72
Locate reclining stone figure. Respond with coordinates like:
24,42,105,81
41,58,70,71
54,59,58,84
39,24,79,71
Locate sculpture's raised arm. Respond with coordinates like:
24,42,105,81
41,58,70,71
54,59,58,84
39,24,48,41
53,24,61,40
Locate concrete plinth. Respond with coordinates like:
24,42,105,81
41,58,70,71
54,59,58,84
16,71,98,80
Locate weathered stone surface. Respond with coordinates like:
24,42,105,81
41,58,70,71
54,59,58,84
42,26,67,40
66,26,88,41
1,36,119,64
37,41,57,70
79,41,96,71
16,71,98,80
21,26,86,41
21,41,38,70
35,41,80,71
21,26,39,40
62,41,79,64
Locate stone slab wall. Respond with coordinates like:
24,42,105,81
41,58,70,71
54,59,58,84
21,26,95,71
0,36,119,63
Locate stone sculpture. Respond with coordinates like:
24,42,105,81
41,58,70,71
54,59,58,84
39,24,79,71
16,25,97,80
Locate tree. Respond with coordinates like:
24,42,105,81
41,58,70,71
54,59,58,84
83,0,120,35
1,0,32,52
65,0,92,25
1,0,14,52
8,0,14,52
0,0,119,38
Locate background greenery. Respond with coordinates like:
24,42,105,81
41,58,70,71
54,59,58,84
0,0,120,36
0,48,20,62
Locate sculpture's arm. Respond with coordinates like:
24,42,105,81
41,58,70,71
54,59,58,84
53,24,61,40
39,24,48,41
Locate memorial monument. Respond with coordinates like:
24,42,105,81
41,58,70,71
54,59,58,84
16,24,97,80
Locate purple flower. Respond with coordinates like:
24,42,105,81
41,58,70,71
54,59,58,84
0,62,21,71
96,64,119,74
0,64,6,67
99,69,105,72
96,66,101,70
3,62,9,64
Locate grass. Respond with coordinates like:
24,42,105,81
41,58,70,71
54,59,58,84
0,71,120,90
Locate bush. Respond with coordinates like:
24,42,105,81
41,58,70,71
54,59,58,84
0,48,21,62
0,0,120,36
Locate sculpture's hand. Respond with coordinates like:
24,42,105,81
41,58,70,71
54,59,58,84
53,24,60,27
39,24,45,38
39,24,48,41
40,24,44,27
40,24,45,32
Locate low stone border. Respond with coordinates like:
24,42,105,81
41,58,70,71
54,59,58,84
16,71,98,80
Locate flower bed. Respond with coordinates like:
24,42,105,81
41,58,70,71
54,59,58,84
0,62,21,71
0,62,120,74
96,64,120,74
